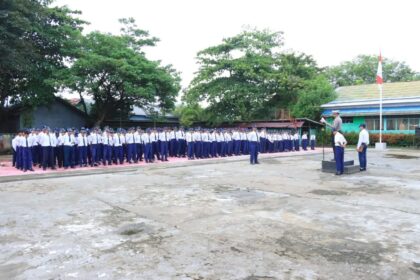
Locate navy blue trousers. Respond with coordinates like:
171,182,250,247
194,141,202,158
310,140,315,150
113,146,124,164
127,143,135,162
169,139,177,157
63,146,74,168
144,143,153,162
103,145,112,164
42,146,55,169
90,144,98,164
22,147,33,171
249,142,259,164
358,145,367,169
78,146,87,165
136,144,143,161
160,141,168,160
335,146,344,173
187,142,194,159
302,139,308,150
202,142,210,158
177,140,186,157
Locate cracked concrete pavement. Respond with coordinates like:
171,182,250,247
1,149,420,279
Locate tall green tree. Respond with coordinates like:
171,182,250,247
61,19,181,125
173,103,209,127
291,75,335,120
184,29,319,124
0,0,85,116
325,55,420,87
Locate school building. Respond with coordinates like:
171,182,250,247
321,81,420,134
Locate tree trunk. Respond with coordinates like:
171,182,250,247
95,111,107,127
78,92,88,115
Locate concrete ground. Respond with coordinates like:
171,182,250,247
0,149,420,280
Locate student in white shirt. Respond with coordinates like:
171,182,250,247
142,128,153,163
248,127,260,164
125,127,135,163
134,127,142,162
63,128,75,169
301,132,308,151
186,129,195,160
158,128,169,161
113,129,124,164
88,129,100,166
39,127,57,170
175,127,186,157
310,134,316,150
20,130,35,172
168,128,177,157
333,129,347,175
357,124,370,171
76,128,88,167
102,128,113,165
12,133,20,168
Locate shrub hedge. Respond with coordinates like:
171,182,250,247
315,131,416,147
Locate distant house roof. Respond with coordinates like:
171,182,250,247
321,81,420,117
332,81,420,102
66,97,177,122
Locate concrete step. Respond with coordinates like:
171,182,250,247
322,160,354,169
321,160,360,174
344,165,361,174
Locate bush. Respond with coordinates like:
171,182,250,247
369,134,414,147
344,133,414,147
315,131,415,147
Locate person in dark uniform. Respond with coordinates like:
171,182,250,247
321,111,342,161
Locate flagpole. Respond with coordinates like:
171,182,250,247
379,84,383,143
375,51,386,150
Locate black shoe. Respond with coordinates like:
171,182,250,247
29,169,34,172
335,172,342,176
360,168,366,172
255,162,260,164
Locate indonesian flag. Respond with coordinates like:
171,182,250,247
376,53,383,84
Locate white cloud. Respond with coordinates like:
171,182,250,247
55,0,420,89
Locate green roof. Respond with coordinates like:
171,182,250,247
335,81,420,102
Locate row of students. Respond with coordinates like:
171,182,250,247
11,126,316,172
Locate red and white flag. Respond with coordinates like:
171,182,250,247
376,53,383,85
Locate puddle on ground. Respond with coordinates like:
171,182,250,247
118,223,154,236
309,189,348,196
385,154,418,159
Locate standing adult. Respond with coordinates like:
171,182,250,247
333,129,347,176
357,124,370,171
322,111,342,161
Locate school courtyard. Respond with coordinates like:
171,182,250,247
1,149,420,280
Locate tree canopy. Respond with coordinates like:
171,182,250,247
58,18,181,125
291,75,335,120
183,28,332,124
0,0,85,115
325,55,420,88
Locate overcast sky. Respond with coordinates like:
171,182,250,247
56,0,420,88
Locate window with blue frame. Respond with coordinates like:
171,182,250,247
341,117,353,124
365,118,380,131
385,117,419,130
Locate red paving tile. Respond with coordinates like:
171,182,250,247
0,149,325,178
